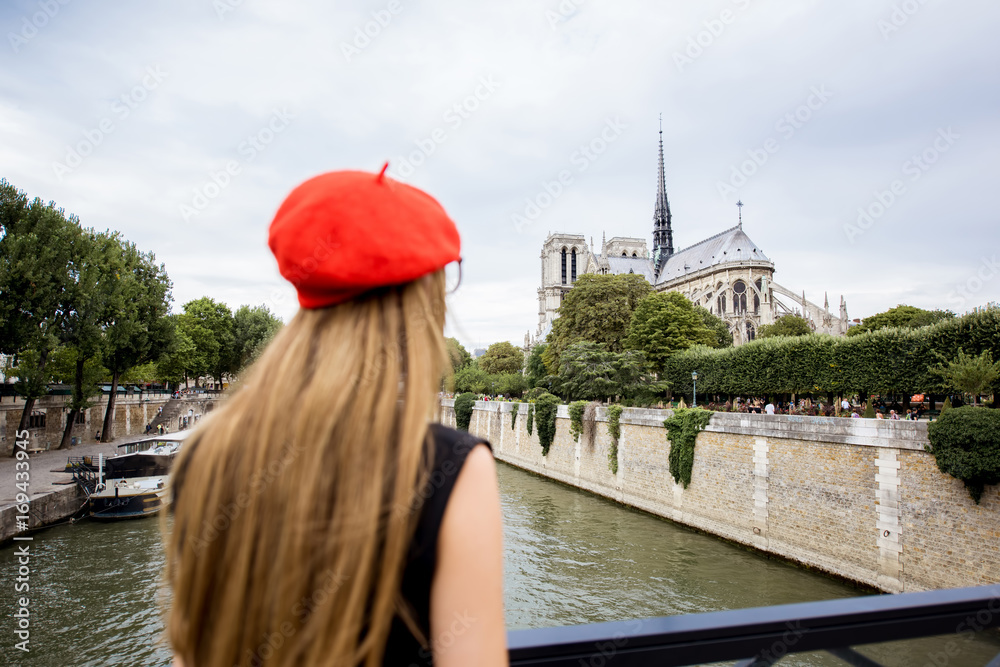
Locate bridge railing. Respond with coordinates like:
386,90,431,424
507,585,1000,666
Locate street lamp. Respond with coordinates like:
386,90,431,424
692,371,698,408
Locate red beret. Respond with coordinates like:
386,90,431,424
269,166,461,309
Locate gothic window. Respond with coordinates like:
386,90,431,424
754,294,760,315
733,281,747,313
571,248,577,282
746,323,755,341
718,295,726,314
561,248,567,285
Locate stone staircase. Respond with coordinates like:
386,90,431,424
149,398,185,432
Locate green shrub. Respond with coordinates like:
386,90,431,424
664,408,714,488
863,401,875,419
568,400,588,442
940,396,952,414
607,404,623,474
927,406,1000,503
454,392,476,432
526,402,534,435
511,402,519,430
535,393,560,456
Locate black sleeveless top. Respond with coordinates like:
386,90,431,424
381,424,491,666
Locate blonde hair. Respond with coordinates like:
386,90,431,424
165,272,448,666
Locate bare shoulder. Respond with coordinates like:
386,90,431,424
431,442,508,666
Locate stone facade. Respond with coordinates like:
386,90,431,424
441,400,1000,593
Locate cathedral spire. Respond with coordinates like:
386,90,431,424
653,116,674,277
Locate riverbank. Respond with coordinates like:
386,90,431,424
443,399,1000,594
0,433,167,545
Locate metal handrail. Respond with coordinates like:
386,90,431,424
508,585,1000,666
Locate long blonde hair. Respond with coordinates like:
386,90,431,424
165,271,448,666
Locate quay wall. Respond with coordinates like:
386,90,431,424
441,400,1000,593
0,485,85,545
0,394,217,456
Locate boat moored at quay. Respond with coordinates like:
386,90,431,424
63,432,188,520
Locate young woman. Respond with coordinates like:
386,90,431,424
165,167,507,666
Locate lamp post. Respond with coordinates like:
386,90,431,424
692,371,698,408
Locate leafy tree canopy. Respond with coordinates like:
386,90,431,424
446,337,472,373
479,341,524,375
555,341,658,402
232,304,283,373
179,297,233,385
757,314,813,339
935,349,1000,405
525,343,548,389
543,273,653,373
625,291,716,374
848,304,954,336
695,306,733,348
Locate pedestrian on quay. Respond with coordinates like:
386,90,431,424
164,166,506,667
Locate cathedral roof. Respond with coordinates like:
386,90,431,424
605,256,656,283
656,225,770,284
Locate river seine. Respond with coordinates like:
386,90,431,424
2,461,997,665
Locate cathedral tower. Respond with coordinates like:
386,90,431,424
652,120,674,277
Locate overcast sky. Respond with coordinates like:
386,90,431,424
2,0,998,352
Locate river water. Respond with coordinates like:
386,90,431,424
2,461,998,666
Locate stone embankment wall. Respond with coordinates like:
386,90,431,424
441,400,1000,593
0,394,217,456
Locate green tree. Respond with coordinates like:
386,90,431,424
848,304,953,336
756,314,813,339
555,341,653,401
232,304,283,374
479,341,524,375
156,317,196,388
625,291,715,374
99,239,173,441
177,297,233,390
454,365,490,394
935,349,1000,406
525,344,548,388
543,273,653,373
0,182,86,442
695,306,733,348
495,373,528,398
446,337,472,373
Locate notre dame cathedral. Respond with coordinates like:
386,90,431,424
533,129,850,346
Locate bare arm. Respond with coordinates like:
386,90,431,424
430,443,508,667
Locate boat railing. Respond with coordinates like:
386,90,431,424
507,584,1000,666
66,454,104,496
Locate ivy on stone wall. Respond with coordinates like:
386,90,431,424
535,393,560,456
927,406,1000,503
526,402,534,435
454,392,476,432
568,400,588,442
664,408,714,488
607,404,623,474
511,402,519,430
